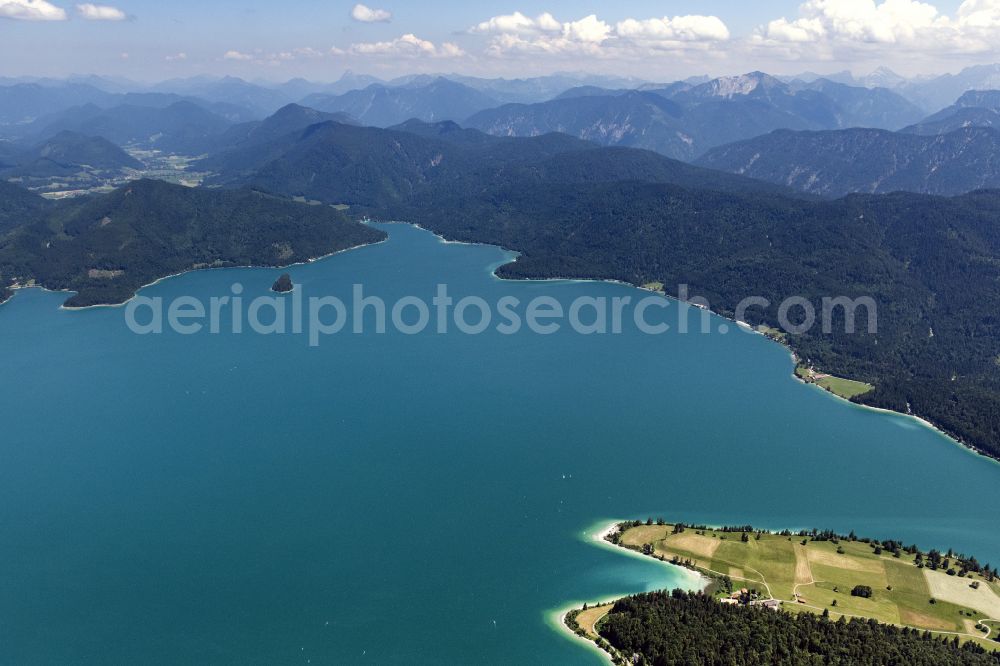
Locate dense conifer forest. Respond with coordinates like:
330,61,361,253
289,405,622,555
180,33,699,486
599,590,1000,666
0,179,383,307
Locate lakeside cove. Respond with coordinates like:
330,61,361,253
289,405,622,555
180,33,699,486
3,207,989,465
563,520,1000,663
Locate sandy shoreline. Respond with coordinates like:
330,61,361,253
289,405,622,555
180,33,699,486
550,520,710,663
594,521,620,543
549,605,615,666
585,521,709,590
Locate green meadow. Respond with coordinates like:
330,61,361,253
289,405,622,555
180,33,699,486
795,366,874,399
618,523,1000,649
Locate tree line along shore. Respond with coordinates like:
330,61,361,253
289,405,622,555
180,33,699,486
564,520,1000,664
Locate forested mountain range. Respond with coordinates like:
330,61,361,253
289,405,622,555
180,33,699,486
0,140,20,169
22,101,234,154
6,73,1000,459
301,78,501,127
192,116,1000,459
449,72,652,104
903,90,1000,135
3,69,999,164
893,63,1000,114
0,179,382,307
465,72,925,160
0,181,49,234
0,72,657,134
598,590,1000,665
1,131,142,178
0,70,956,160
695,126,1000,196
0,83,255,131
466,91,701,160
788,77,925,129
146,75,294,117
201,117,798,202
212,103,356,153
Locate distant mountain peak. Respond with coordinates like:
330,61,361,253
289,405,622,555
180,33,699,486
870,66,901,77
15,129,143,172
699,71,785,98
270,102,326,120
863,67,906,89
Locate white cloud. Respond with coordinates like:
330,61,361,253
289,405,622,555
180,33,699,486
165,52,187,61
271,47,324,62
291,46,323,58
472,12,611,46
76,3,126,20
616,15,731,43
959,0,1000,27
351,33,465,58
437,42,466,58
0,0,66,21
563,15,612,43
760,16,826,43
472,11,561,34
224,47,327,66
758,0,942,44
351,3,391,23
756,0,1000,53
472,10,729,57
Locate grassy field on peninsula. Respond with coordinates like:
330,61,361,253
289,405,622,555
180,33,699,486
616,523,1000,648
795,366,874,399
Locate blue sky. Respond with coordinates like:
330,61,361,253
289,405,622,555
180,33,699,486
0,0,992,82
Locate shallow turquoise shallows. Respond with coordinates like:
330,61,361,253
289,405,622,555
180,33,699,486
2,223,999,664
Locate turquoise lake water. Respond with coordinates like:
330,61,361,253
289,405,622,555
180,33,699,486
2,222,1000,664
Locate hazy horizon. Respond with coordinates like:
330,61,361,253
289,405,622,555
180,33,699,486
3,62,999,89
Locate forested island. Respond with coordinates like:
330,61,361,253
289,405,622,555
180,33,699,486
271,273,294,293
564,520,1000,664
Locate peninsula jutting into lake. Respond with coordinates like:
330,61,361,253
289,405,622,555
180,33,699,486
565,520,1000,664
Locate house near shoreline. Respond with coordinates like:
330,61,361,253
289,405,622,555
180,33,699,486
752,599,781,610
723,588,780,610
